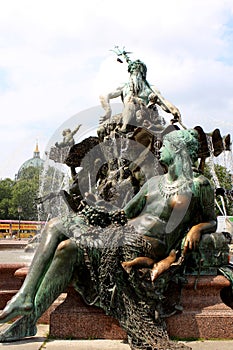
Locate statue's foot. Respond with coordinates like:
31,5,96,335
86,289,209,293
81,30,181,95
151,249,176,282
171,253,184,266
0,317,37,342
0,294,33,324
121,261,133,274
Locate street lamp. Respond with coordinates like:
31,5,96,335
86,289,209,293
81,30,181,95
17,206,22,240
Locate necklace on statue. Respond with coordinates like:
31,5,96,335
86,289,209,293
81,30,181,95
158,176,193,199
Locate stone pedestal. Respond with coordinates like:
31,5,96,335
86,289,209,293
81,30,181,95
1,263,233,340
50,287,127,340
50,275,233,340
0,263,26,309
166,275,233,339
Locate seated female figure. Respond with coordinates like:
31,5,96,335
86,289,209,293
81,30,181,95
0,129,216,342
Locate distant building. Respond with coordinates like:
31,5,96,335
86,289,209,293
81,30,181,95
16,142,44,180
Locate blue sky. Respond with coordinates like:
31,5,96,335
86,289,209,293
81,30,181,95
1,0,233,179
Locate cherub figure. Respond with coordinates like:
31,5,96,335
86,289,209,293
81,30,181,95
55,124,81,149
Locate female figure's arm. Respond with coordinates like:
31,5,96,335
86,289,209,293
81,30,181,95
183,175,217,254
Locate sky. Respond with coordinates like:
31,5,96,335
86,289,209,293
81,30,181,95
1,0,233,179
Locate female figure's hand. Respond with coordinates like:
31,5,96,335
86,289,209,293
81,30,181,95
183,225,202,255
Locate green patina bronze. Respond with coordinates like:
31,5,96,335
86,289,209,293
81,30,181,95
0,51,232,350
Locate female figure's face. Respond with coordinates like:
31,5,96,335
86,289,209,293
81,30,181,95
159,140,174,166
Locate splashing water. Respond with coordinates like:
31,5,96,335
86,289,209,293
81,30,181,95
206,135,227,217
38,152,71,219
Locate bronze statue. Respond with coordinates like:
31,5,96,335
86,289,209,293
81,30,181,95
99,47,182,132
121,129,216,279
0,129,218,349
55,124,81,149
48,124,82,164
0,49,232,349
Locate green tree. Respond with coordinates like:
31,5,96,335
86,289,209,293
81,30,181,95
0,178,14,219
0,164,69,221
0,167,41,220
11,166,40,220
204,162,233,216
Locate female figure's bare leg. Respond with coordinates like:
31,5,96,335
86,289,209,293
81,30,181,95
0,239,77,341
0,217,67,323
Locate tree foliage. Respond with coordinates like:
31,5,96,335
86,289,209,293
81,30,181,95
203,162,233,216
0,164,69,221
0,178,14,219
0,167,41,220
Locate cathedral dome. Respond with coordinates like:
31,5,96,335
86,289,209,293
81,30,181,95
17,142,44,179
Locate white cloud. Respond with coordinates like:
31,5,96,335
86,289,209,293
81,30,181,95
0,0,233,178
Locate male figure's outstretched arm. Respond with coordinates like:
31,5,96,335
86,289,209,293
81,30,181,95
99,84,125,122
